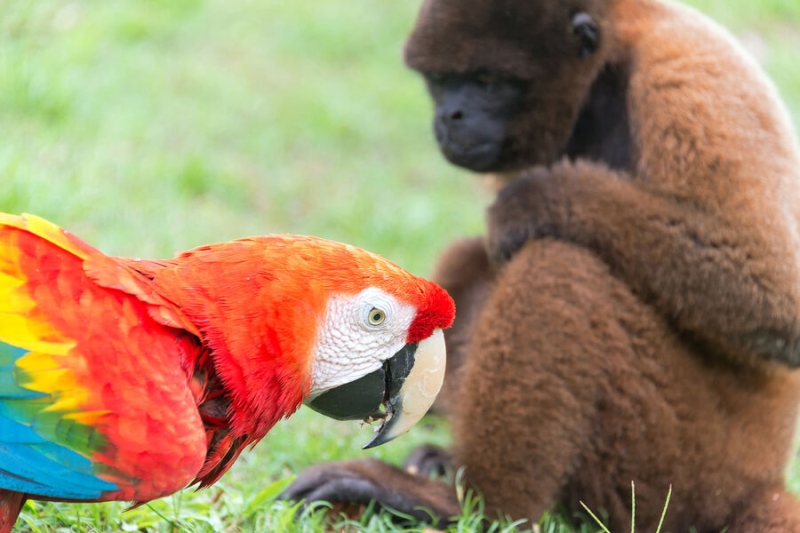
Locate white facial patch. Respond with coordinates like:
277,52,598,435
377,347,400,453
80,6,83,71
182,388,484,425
308,287,417,396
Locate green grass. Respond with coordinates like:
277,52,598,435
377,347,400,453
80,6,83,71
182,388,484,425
1,0,799,531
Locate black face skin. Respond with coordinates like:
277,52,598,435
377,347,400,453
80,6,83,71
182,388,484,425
415,10,610,174
426,73,526,172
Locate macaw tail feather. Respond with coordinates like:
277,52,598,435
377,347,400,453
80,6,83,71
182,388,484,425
0,489,25,533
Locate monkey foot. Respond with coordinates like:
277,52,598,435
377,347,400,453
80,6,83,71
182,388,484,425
280,458,460,528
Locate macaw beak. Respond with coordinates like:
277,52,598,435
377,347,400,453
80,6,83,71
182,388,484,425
305,328,446,448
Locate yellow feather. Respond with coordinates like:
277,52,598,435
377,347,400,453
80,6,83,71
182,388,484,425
15,352,103,423
0,213,89,260
0,231,76,355
15,354,76,393
0,314,74,356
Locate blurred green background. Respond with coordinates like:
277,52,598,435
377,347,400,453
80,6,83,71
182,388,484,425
0,0,488,276
1,0,799,531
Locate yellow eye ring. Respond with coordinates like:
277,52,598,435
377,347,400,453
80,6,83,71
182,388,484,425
368,307,386,325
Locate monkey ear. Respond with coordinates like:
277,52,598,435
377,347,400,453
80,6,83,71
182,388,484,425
571,12,600,58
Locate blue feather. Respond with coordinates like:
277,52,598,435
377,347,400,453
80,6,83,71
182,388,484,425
0,341,119,498
0,444,116,498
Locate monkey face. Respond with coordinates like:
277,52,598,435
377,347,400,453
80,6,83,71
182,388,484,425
404,0,611,172
425,73,527,171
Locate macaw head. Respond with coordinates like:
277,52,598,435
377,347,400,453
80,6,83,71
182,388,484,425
304,280,453,448
161,235,455,448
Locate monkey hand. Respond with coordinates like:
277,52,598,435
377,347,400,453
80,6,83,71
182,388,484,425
279,458,459,528
486,165,571,269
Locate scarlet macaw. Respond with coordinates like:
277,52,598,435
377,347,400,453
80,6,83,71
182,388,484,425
0,213,454,531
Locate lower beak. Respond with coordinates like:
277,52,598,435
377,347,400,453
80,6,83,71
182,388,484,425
305,328,446,448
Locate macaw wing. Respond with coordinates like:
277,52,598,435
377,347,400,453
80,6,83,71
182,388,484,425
0,214,207,502
0,341,119,499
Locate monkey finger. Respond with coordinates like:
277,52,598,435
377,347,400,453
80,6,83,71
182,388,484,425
403,444,454,478
279,464,364,503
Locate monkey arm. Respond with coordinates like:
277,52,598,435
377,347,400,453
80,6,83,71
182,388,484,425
486,159,800,365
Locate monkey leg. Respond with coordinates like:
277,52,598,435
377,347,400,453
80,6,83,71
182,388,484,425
451,238,614,524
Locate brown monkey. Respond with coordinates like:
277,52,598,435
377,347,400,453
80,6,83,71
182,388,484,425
409,0,800,366
282,0,800,531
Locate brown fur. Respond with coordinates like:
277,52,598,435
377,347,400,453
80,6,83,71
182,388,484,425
282,0,800,531
483,0,800,366
447,239,800,531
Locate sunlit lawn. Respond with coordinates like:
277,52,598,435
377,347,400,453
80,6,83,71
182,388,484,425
1,0,799,531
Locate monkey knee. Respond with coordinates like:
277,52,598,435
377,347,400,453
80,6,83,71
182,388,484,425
493,239,617,305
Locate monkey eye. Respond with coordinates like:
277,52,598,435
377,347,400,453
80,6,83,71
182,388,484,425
425,72,455,92
473,71,506,94
475,71,499,87
571,12,600,58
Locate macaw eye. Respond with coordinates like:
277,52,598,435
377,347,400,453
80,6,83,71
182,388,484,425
368,307,386,325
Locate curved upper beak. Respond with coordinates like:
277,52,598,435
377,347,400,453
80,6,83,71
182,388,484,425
305,328,446,448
